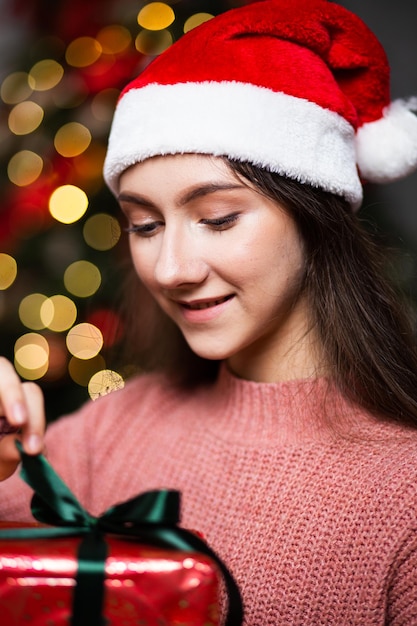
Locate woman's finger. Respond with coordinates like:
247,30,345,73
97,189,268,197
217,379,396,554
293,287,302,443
20,382,46,454
0,357,29,427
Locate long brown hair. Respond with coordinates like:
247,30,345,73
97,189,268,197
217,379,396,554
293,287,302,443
117,158,417,427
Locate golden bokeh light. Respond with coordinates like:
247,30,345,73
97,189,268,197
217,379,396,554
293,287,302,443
49,184,89,224
54,122,92,157
96,25,131,54
0,254,17,290
183,13,214,33
64,260,101,297
8,101,44,135
66,322,103,359
40,294,77,332
14,333,49,380
1,72,33,104
19,293,48,330
135,29,172,55
137,2,175,30
66,37,102,67
8,150,43,186
88,369,125,400
28,59,64,91
68,354,106,386
83,213,121,250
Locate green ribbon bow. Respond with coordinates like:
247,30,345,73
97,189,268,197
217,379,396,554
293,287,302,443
0,441,243,626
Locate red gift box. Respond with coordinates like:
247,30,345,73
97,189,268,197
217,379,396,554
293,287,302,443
0,444,242,626
0,522,219,625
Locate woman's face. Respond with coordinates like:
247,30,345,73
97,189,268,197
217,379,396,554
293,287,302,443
119,154,315,381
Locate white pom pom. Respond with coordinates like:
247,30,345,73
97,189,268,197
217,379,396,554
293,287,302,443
356,98,417,183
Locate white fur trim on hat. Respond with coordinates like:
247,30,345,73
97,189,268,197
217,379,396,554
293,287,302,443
103,81,363,207
356,99,417,183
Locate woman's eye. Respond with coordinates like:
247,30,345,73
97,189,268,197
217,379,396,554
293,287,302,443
124,222,162,237
201,213,239,231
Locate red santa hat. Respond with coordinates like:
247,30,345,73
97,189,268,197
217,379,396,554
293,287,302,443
103,0,417,209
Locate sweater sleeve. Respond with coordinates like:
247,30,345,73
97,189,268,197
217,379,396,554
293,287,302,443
386,528,417,625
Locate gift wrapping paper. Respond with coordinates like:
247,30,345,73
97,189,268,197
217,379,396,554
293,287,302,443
0,522,219,626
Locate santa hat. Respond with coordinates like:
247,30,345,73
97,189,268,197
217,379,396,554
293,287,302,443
103,0,417,209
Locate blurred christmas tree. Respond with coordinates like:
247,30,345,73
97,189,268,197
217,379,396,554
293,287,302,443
0,0,251,422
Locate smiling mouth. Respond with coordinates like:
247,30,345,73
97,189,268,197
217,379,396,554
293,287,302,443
181,295,234,310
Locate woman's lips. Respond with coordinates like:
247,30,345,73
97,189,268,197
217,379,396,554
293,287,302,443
177,294,235,322
181,294,234,310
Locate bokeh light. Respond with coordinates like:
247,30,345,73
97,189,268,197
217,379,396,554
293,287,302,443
40,295,77,331
96,25,131,54
183,13,214,33
66,37,102,67
88,369,125,400
8,150,43,186
68,354,106,386
66,322,103,359
49,185,89,223
28,59,64,91
135,30,172,55
8,101,44,135
0,254,17,290
1,72,33,104
83,213,121,250
54,122,92,157
19,293,48,330
14,333,49,380
64,260,101,297
137,3,175,30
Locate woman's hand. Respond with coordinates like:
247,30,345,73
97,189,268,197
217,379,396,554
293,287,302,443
0,357,45,480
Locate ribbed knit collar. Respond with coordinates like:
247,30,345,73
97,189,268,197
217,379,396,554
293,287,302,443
196,363,374,447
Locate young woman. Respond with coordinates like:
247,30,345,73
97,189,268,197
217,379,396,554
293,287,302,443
2,1,417,623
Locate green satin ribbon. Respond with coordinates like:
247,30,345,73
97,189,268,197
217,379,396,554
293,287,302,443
0,441,243,626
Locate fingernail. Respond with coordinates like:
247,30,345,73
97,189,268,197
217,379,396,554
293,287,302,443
12,402,26,425
26,434,41,454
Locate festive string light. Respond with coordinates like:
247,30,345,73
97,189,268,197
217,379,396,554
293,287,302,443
7,150,43,186
64,260,101,297
96,25,132,54
66,37,102,67
0,254,17,290
88,369,125,400
183,13,214,33
8,101,44,135
137,3,175,30
135,29,172,55
28,59,64,91
83,213,121,250
1,71,33,104
19,293,48,330
54,122,92,157
49,185,89,223
66,322,103,359
40,295,77,332
14,333,49,380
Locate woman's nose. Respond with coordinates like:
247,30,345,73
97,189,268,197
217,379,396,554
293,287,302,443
154,229,209,289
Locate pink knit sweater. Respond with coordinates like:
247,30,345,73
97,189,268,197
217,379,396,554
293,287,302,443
1,365,417,625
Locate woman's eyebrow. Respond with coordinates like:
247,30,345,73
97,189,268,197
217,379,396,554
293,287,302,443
118,183,245,209
178,183,244,206
117,192,154,207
